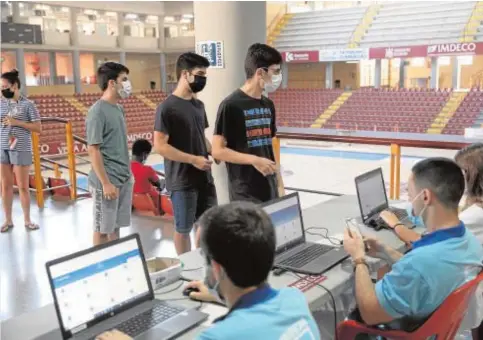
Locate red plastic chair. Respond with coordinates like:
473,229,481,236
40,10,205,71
337,272,483,340
132,193,160,216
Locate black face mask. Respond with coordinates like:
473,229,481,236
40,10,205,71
2,88,15,99
189,75,207,93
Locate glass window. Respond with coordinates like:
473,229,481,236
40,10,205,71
1,51,17,74
55,52,74,84
77,10,118,36
1,2,12,22
24,52,50,86
80,53,96,84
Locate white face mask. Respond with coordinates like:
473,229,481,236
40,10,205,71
117,80,132,99
264,73,282,93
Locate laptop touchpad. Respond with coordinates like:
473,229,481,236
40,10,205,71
136,328,171,340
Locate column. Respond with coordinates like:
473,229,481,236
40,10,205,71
72,50,81,93
158,15,165,50
398,58,406,88
15,49,27,95
117,12,125,49
374,59,382,88
160,53,167,92
452,56,461,89
194,1,266,204
281,62,288,89
11,1,21,23
430,56,439,89
49,51,57,85
119,51,126,65
325,62,333,89
70,8,79,46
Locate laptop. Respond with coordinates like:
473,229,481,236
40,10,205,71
45,234,207,340
261,192,349,275
355,168,408,231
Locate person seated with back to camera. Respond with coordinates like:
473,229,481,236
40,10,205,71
96,202,321,340
379,145,483,339
130,138,166,214
343,158,483,334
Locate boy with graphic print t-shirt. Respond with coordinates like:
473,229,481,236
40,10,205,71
213,43,283,203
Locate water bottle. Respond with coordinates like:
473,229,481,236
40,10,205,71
8,104,18,150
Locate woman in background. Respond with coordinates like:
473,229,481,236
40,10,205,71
1,69,42,232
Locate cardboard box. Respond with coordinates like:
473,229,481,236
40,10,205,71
146,257,181,290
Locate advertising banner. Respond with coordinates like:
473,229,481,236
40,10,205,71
319,48,369,62
196,41,224,68
369,42,483,59
282,51,319,63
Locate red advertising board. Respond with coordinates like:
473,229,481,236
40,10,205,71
39,131,153,156
282,51,319,63
369,42,483,59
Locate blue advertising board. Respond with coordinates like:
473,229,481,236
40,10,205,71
196,41,224,68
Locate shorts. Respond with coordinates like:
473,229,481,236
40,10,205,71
90,179,134,234
0,150,32,166
171,183,217,234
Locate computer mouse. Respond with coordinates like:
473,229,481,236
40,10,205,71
182,287,200,297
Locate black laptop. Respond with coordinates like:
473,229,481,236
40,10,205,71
355,168,408,231
44,234,207,340
261,192,348,275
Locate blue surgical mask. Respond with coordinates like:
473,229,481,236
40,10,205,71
204,263,225,303
406,191,427,228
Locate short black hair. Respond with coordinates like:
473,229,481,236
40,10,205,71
175,52,210,81
97,62,129,91
455,143,483,200
412,157,465,210
244,43,283,79
132,139,152,157
1,69,20,89
199,202,276,288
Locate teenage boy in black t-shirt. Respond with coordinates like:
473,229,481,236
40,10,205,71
154,53,218,255
212,43,283,203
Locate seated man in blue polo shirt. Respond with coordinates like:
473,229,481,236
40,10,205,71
96,202,320,340
344,157,483,329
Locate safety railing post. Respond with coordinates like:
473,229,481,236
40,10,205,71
65,122,77,200
389,143,401,200
272,136,285,197
31,132,44,208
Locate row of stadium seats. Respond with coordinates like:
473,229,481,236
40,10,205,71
273,1,475,50
28,89,483,144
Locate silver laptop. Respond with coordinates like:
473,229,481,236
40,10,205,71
261,192,348,275
44,234,207,340
355,168,408,231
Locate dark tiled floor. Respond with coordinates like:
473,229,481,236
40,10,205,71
0,196,179,321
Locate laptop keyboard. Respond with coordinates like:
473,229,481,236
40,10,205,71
390,208,408,220
115,301,184,337
279,244,334,269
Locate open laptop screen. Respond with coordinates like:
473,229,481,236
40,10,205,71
356,168,389,221
47,236,151,337
262,193,304,253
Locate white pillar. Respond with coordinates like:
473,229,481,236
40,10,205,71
119,51,126,65
160,53,167,92
11,1,21,23
281,62,288,89
49,51,57,85
430,56,439,89
374,59,382,88
452,56,461,89
158,15,165,50
325,62,333,89
194,1,266,204
117,12,125,49
70,8,79,46
16,49,27,95
399,58,406,88
72,50,81,93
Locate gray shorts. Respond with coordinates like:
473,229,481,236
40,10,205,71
0,150,32,166
90,179,134,234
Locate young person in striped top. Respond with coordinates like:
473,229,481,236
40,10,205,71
1,69,42,233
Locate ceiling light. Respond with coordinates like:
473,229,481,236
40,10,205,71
19,3,24,8
182,14,193,18
125,13,138,20
180,18,191,24
84,9,97,15
105,11,117,17
146,15,158,21
181,25,188,30
164,16,174,22
61,7,69,13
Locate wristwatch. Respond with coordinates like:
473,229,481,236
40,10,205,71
352,257,369,272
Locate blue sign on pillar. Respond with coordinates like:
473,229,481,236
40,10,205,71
196,41,224,68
